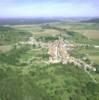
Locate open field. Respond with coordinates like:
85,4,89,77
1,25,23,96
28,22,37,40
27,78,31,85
50,22,99,39
90,56,99,64
0,45,12,52
73,30,99,39
13,23,99,39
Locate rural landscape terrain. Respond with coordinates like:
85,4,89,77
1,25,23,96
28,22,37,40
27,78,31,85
0,18,99,100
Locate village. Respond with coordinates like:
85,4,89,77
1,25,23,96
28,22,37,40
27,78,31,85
18,36,97,75
0,23,99,99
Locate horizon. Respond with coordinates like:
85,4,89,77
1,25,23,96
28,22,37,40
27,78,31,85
0,16,99,19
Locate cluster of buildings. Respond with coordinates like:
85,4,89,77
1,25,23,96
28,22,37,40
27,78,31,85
18,36,96,72
48,39,96,72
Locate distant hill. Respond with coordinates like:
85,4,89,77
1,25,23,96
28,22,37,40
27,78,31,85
1,17,99,25
82,18,99,23
0,18,61,25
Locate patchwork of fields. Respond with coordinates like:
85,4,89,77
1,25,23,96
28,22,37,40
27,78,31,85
0,22,99,100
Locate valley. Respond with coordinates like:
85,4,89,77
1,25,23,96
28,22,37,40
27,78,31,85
0,21,99,100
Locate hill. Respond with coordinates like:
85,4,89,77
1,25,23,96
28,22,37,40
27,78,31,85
82,18,99,23
0,18,61,25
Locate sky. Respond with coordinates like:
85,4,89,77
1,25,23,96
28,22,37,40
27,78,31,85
0,0,99,18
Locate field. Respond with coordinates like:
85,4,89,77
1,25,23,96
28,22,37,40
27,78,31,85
73,30,99,39
0,22,99,100
50,22,99,39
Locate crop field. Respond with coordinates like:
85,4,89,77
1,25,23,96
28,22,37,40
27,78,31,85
72,30,99,39
50,22,99,39
90,56,99,64
0,22,99,100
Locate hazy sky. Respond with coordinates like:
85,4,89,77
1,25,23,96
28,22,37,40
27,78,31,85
0,0,99,18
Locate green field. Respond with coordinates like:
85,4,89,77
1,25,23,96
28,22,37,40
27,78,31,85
0,22,99,100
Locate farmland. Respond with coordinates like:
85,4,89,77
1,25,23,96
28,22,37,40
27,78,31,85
0,21,99,100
